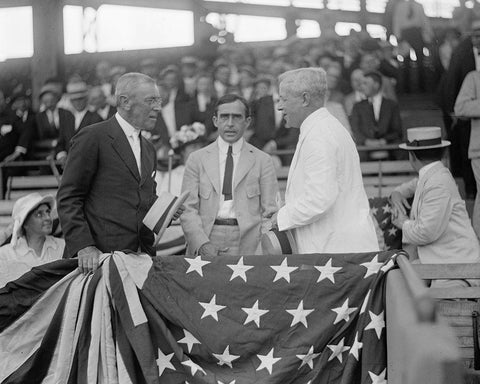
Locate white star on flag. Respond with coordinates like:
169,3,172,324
271,258,298,283
371,207,378,215
218,381,236,384
381,218,389,225
178,329,200,353
380,256,396,273
227,256,253,282
242,300,269,327
156,348,175,376
199,294,226,321
185,255,210,277
387,227,398,237
327,338,350,363
360,290,371,314
349,333,363,361
382,204,391,214
296,346,320,369
256,348,281,374
331,298,357,325
368,368,387,384
182,358,206,376
315,259,342,284
360,255,383,278
213,345,240,368
365,310,385,339
286,300,314,327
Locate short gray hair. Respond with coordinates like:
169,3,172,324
278,68,328,100
114,72,156,106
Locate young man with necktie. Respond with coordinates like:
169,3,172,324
181,94,278,257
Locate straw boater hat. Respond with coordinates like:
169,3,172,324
143,191,190,246
66,81,89,100
39,83,60,99
261,229,298,255
11,193,55,247
399,127,450,151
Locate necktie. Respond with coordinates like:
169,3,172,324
222,145,233,201
131,132,141,174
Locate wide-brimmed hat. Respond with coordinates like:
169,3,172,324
39,84,60,99
66,81,89,100
11,193,55,247
143,191,190,246
399,127,450,150
261,229,298,255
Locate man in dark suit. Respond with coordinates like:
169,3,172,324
350,71,402,159
57,73,162,274
88,86,116,121
56,82,103,162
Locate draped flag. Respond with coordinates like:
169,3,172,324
0,250,403,384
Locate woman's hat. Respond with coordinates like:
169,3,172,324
11,193,56,247
261,229,298,255
399,127,451,150
143,191,190,247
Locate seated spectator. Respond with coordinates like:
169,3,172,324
391,127,480,287
344,69,366,116
213,63,231,98
180,56,199,98
139,58,159,81
88,86,116,121
359,52,397,101
238,65,256,103
326,65,346,104
189,74,217,137
0,193,65,287
350,71,402,159
0,91,29,163
56,82,102,162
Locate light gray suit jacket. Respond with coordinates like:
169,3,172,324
181,140,278,255
395,162,480,264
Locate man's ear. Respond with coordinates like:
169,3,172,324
212,115,218,129
245,116,252,129
301,92,310,107
118,95,130,111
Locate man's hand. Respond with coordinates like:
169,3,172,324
4,151,21,163
392,210,408,229
172,205,185,221
262,140,277,154
77,246,102,275
390,191,411,217
198,242,228,257
270,211,279,231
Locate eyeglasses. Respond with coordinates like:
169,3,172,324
217,114,245,123
144,97,162,106
32,209,51,219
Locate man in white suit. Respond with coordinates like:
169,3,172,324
181,94,278,257
391,127,480,274
271,68,379,254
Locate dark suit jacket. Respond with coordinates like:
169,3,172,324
0,111,22,161
56,110,103,154
189,95,217,136
350,97,402,145
250,95,278,149
57,116,157,258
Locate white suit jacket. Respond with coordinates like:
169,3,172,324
395,162,480,264
277,108,379,254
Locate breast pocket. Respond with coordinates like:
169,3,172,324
199,181,212,200
246,182,261,216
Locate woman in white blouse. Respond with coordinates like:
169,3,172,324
0,193,64,286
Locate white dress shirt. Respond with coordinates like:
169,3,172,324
473,47,480,71
162,88,178,137
46,108,60,129
197,94,210,113
97,104,111,120
115,113,141,173
370,92,383,122
72,108,88,130
217,137,244,219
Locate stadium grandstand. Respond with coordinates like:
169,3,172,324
1,1,480,383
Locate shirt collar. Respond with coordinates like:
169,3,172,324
370,92,382,104
217,136,244,155
299,107,329,138
419,160,441,180
115,112,140,138
14,235,59,257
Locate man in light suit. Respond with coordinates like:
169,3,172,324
391,127,480,279
57,73,162,274
271,68,379,254
181,94,278,257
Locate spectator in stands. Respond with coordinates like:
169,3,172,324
3,91,36,163
181,94,278,257
56,82,102,163
238,65,256,103
180,56,198,98
139,58,159,81
0,193,64,287
57,73,171,274
326,65,345,104
350,71,402,158
344,69,366,117
213,63,231,98
88,86,116,121
453,69,480,239
270,68,379,253
189,74,217,137
393,0,433,92
391,127,480,286
94,60,113,101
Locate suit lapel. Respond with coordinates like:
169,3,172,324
109,118,141,182
202,142,221,193
140,135,154,185
234,142,255,190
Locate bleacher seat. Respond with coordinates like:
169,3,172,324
5,175,59,200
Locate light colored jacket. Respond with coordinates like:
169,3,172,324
454,70,480,159
277,108,379,254
395,162,480,264
181,140,278,255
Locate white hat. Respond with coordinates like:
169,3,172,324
399,127,450,150
11,193,56,247
261,229,298,255
143,191,190,247
66,81,89,100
